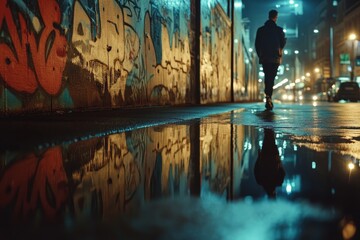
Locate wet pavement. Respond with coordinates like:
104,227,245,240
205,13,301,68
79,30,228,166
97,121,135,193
1,102,360,239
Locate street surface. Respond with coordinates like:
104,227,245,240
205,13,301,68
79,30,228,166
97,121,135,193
1,101,360,239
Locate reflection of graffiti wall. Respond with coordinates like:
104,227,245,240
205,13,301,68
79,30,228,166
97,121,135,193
0,0,255,114
0,120,249,221
200,122,231,195
0,125,191,221
0,147,68,220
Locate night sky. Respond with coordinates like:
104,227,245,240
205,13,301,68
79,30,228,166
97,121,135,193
242,0,322,44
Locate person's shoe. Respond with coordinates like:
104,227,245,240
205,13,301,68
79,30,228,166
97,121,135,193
265,96,273,110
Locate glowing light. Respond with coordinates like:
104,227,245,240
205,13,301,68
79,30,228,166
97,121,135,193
342,220,357,239
294,50,299,54
282,94,294,101
349,33,357,41
289,0,295,4
312,161,316,169
314,68,320,73
273,78,289,89
284,50,289,55
286,183,292,194
234,1,242,8
313,29,319,34
244,141,252,150
348,162,355,170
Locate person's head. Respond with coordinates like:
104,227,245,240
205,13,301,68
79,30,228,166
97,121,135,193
268,9,278,22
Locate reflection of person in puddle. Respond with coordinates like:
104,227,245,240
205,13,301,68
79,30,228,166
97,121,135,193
254,128,285,199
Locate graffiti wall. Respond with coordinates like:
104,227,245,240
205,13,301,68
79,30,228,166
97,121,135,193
200,2,232,103
0,0,192,113
0,0,255,114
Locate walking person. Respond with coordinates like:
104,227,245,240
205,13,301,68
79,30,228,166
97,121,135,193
255,9,286,110
254,128,285,199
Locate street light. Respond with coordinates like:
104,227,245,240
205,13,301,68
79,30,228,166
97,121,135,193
348,33,358,81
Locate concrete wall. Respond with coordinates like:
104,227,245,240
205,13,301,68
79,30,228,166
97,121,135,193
0,0,257,114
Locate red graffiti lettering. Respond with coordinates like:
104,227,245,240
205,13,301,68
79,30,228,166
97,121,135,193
0,0,67,95
0,147,68,221
0,3,37,93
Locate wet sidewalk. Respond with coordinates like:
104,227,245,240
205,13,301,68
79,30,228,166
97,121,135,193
1,102,357,240
0,103,245,151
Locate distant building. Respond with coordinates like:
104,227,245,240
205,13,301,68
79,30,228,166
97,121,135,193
308,0,360,82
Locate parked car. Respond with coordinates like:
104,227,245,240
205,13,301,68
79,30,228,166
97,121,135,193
328,81,360,102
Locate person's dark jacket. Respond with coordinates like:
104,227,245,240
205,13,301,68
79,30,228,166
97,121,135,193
255,20,286,64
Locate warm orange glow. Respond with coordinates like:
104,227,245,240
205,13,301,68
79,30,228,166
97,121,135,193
348,163,355,170
349,33,357,41
342,221,356,239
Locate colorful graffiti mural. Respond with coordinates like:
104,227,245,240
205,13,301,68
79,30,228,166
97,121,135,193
0,0,256,114
0,0,67,96
201,3,232,103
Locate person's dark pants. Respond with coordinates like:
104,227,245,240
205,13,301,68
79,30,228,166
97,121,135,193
262,63,279,98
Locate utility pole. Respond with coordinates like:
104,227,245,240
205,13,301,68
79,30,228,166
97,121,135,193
330,26,334,78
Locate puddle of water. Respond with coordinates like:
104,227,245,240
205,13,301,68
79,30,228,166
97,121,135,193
0,111,358,239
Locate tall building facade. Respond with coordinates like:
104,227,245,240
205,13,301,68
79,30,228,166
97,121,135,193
308,0,360,82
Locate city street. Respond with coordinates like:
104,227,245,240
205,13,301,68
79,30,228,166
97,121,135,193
1,101,360,239
1,0,360,239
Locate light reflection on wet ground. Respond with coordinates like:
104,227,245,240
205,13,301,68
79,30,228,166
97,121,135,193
1,106,359,239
